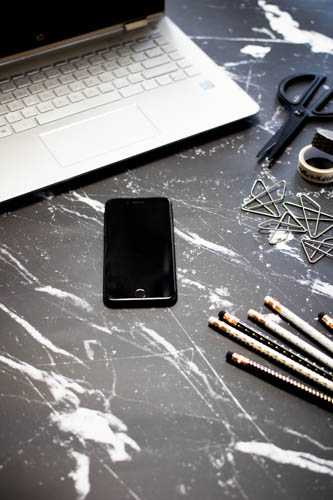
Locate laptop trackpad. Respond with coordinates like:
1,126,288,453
40,105,159,167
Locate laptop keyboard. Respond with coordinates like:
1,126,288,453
0,32,200,139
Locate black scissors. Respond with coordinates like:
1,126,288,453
257,73,333,166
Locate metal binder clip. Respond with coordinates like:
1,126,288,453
300,194,333,239
301,237,333,263
258,210,306,245
241,179,286,217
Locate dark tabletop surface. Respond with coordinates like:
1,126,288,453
1,1,333,499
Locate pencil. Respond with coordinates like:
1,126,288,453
218,310,333,381
248,309,333,372
226,351,333,411
264,296,333,355
318,312,333,333
208,316,333,393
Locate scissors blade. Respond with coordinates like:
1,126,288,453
256,126,285,161
257,112,307,163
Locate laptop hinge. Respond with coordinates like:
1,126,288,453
124,18,149,31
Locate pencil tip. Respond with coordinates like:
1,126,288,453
218,310,226,320
318,312,325,320
226,351,233,362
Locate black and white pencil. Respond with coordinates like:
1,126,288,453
226,351,333,411
208,316,333,393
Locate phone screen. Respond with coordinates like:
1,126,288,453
103,197,177,308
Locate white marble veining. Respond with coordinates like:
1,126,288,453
1,1,332,499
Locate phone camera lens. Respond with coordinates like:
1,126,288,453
135,288,147,298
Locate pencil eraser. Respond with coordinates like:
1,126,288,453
218,310,226,320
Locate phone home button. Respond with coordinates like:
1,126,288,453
135,288,147,298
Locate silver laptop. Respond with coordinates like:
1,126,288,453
0,1,259,204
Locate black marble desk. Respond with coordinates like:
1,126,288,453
1,1,333,499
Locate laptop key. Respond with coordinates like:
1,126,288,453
142,54,170,69
8,100,24,112
171,70,187,81
39,90,56,102
113,78,129,89
36,91,121,125
131,53,146,63
0,92,14,104
29,83,45,94
119,83,143,98
142,79,159,91
23,95,40,107
113,67,129,78
30,72,46,83
132,40,156,52
60,74,76,85
74,69,90,80
1,81,16,93
69,81,85,92
156,75,173,86
99,71,114,83
12,118,37,133
44,68,62,79
22,106,38,118
54,85,71,97
53,97,70,108
6,111,23,123
145,47,164,58
44,79,60,90
0,125,13,138
142,62,178,80
13,77,32,88
83,87,100,98
69,92,85,103
83,76,100,88
13,88,30,99
38,101,55,113
98,82,114,94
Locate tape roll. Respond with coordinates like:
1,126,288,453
298,144,333,184
312,128,333,156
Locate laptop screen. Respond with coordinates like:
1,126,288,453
1,1,165,60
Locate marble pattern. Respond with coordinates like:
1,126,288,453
1,1,333,499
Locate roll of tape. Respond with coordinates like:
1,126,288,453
312,128,333,156
298,144,333,184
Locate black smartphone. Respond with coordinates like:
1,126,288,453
103,197,177,308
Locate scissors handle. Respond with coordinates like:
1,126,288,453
278,73,327,112
257,72,333,163
310,88,333,119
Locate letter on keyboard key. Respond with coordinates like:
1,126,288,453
0,125,13,138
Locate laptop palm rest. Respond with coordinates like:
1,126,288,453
40,105,159,167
